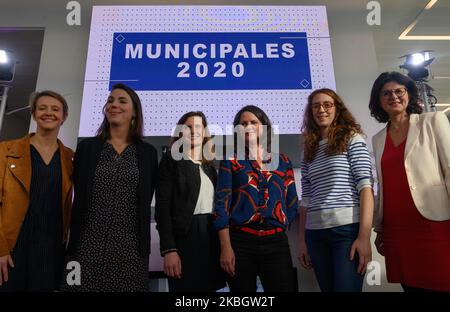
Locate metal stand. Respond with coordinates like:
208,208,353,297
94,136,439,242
0,85,10,133
415,80,436,113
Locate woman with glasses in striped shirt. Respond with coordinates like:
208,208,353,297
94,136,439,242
298,88,374,292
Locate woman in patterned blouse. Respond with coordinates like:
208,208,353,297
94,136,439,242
214,105,299,292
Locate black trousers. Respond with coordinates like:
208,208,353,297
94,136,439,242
227,228,296,292
168,214,226,292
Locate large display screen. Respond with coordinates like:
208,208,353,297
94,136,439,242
80,6,336,137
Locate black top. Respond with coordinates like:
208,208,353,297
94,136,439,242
66,137,158,258
10,145,62,290
155,152,217,256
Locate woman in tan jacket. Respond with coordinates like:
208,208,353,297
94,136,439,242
0,91,73,291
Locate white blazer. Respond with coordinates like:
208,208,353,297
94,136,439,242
372,112,450,232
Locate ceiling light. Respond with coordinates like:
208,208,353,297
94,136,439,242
398,0,450,40
0,50,8,64
400,51,434,81
0,50,16,83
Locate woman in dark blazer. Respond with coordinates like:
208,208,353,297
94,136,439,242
62,84,158,292
155,111,225,292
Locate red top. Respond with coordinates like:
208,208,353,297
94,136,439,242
381,132,450,291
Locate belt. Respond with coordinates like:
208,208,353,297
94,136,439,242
235,226,284,237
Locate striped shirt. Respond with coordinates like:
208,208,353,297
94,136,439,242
300,134,373,229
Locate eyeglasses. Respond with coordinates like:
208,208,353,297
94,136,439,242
380,87,407,98
312,102,334,111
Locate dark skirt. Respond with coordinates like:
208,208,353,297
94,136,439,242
168,214,226,292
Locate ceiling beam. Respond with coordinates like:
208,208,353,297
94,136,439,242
398,0,450,40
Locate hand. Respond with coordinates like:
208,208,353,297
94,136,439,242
0,255,15,286
163,251,182,279
350,237,372,275
375,232,385,256
297,240,312,269
220,245,235,277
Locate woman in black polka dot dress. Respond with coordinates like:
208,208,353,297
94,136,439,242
61,84,158,292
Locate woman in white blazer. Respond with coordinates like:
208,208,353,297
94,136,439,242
369,71,450,292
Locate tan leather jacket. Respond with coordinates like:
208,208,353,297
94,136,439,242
0,134,73,256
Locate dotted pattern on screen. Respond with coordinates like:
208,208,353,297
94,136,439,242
80,6,336,137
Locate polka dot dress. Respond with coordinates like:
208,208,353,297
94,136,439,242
62,142,148,292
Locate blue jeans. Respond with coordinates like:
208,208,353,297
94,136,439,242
306,223,364,292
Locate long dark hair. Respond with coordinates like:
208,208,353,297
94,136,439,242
170,111,214,164
233,105,273,153
302,88,363,163
96,83,144,142
369,71,423,123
